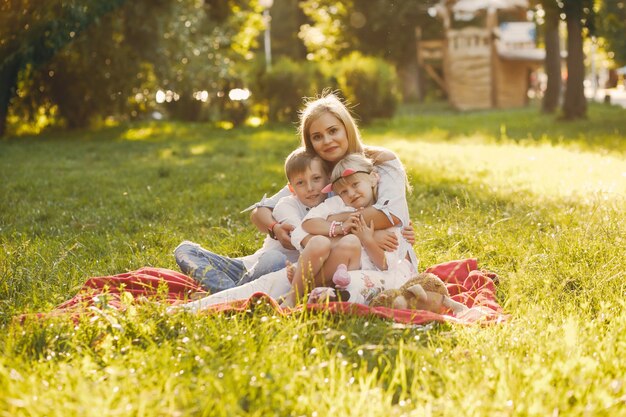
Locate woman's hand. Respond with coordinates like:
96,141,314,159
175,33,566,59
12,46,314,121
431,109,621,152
372,229,399,252
274,223,295,250
401,221,416,245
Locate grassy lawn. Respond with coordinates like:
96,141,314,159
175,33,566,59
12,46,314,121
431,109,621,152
1,102,625,416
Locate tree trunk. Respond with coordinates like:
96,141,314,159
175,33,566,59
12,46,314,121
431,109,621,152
397,60,420,102
542,3,561,113
562,4,587,119
0,58,20,137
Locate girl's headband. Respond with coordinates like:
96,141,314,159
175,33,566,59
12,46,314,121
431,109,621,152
321,168,371,193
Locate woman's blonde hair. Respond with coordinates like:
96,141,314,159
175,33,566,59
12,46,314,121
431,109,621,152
298,91,363,157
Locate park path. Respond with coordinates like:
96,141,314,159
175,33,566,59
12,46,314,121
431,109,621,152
587,86,626,108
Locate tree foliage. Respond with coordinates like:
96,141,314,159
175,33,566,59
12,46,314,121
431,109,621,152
298,0,352,62
0,0,127,135
597,0,626,66
297,0,440,100
1,0,263,135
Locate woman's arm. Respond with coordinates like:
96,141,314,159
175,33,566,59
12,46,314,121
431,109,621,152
358,148,416,250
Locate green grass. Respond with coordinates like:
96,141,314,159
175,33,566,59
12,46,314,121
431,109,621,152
1,102,626,416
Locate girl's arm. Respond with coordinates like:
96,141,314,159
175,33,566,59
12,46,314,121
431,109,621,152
325,206,399,229
300,217,333,237
351,215,387,270
292,197,349,249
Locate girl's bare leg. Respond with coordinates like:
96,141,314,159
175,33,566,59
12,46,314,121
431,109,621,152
319,235,362,285
281,236,331,307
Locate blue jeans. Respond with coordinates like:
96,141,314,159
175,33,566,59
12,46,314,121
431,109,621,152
174,241,287,293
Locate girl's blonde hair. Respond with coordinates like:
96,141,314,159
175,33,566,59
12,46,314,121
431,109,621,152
298,91,363,156
329,154,378,201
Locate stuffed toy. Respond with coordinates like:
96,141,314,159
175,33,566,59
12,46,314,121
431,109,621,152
369,272,468,316
307,264,352,304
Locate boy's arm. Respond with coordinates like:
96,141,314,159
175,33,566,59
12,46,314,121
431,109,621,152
248,186,293,245
272,197,304,228
251,207,295,250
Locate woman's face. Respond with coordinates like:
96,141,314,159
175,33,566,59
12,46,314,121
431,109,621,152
308,112,349,163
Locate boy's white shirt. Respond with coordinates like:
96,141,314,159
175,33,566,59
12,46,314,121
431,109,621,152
291,195,413,271
239,194,312,270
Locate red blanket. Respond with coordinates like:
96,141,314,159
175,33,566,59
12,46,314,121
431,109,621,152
21,259,505,325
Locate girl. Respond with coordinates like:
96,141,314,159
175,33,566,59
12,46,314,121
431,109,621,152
280,154,415,307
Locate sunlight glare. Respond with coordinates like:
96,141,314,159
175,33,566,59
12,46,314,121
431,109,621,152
122,127,156,141
228,88,251,101
387,139,626,203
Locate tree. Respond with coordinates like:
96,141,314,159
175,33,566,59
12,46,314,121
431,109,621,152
349,0,441,101
0,0,126,136
298,0,441,101
298,0,353,62
597,0,626,66
154,0,263,121
1,0,265,134
270,0,309,60
541,0,563,114
562,0,595,120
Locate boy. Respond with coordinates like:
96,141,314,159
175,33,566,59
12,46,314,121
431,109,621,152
174,148,329,293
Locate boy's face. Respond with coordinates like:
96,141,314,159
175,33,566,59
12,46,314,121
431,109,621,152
288,159,329,208
333,172,376,209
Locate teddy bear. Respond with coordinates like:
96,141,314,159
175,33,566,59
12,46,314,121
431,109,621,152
369,272,469,316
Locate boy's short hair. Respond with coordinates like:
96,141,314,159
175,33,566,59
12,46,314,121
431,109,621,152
284,147,326,182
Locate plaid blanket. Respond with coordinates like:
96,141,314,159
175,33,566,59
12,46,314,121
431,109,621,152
20,258,505,325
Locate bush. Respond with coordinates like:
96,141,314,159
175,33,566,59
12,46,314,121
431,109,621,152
332,52,401,123
253,57,328,123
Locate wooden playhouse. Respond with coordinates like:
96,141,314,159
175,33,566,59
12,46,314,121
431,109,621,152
418,0,544,110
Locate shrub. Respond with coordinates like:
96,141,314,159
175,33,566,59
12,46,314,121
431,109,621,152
332,52,401,123
253,57,328,123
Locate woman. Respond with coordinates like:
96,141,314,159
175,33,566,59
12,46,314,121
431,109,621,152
252,92,416,261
